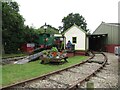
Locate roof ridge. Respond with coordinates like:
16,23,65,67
103,23,120,26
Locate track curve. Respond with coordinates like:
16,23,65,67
2,51,108,90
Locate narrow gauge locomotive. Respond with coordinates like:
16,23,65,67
33,33,64,53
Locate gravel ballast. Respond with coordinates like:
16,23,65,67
80,53,118,88
9,53,117,89
16,53,105,88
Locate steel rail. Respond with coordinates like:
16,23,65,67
2,55,28,59
2,56,27,65
1,51,107,90
2,56,27,61
67,52,108,90
2,54,94,90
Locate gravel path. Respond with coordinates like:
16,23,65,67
80,53,118,88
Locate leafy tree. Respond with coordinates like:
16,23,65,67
58,26,63,33
23,25,39,44
2,2,25,53
62,13,88,32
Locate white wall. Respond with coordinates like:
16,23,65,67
64,26,86,50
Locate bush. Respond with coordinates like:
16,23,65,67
51,47,58,52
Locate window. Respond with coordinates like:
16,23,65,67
72,37,77,43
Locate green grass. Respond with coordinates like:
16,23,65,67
0,65,2,88
2,53,28,58
2,56,88,86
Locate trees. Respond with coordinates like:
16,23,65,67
62,13,88,32
2,2,25,53
23,25,39,44
2,2,59,54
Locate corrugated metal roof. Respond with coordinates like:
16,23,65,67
105,23,120,27
92,22,120,44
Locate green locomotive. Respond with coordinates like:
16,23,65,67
34,33,64,52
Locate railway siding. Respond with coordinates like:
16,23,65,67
1,56,27,65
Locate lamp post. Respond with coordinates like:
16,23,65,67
43,23,47,49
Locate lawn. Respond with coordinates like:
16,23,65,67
2,56,88,86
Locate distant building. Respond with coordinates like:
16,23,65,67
64,24,89,51
89,22,120,53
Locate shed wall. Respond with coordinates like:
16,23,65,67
93,23,119,44
64,26,86,50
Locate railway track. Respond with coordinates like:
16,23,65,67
2,51,107,90
2,52,42,65
1,56,28,65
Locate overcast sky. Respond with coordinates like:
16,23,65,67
15,0,119,33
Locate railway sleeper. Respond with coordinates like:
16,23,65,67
96,68,101,72
85,77,90,81
92,72,96,77
2,51,108,90
65,69,77,73
87,60,104,64
47,78,70,87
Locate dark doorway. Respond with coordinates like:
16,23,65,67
89,34,108,51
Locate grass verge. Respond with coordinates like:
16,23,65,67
2,56,88,86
